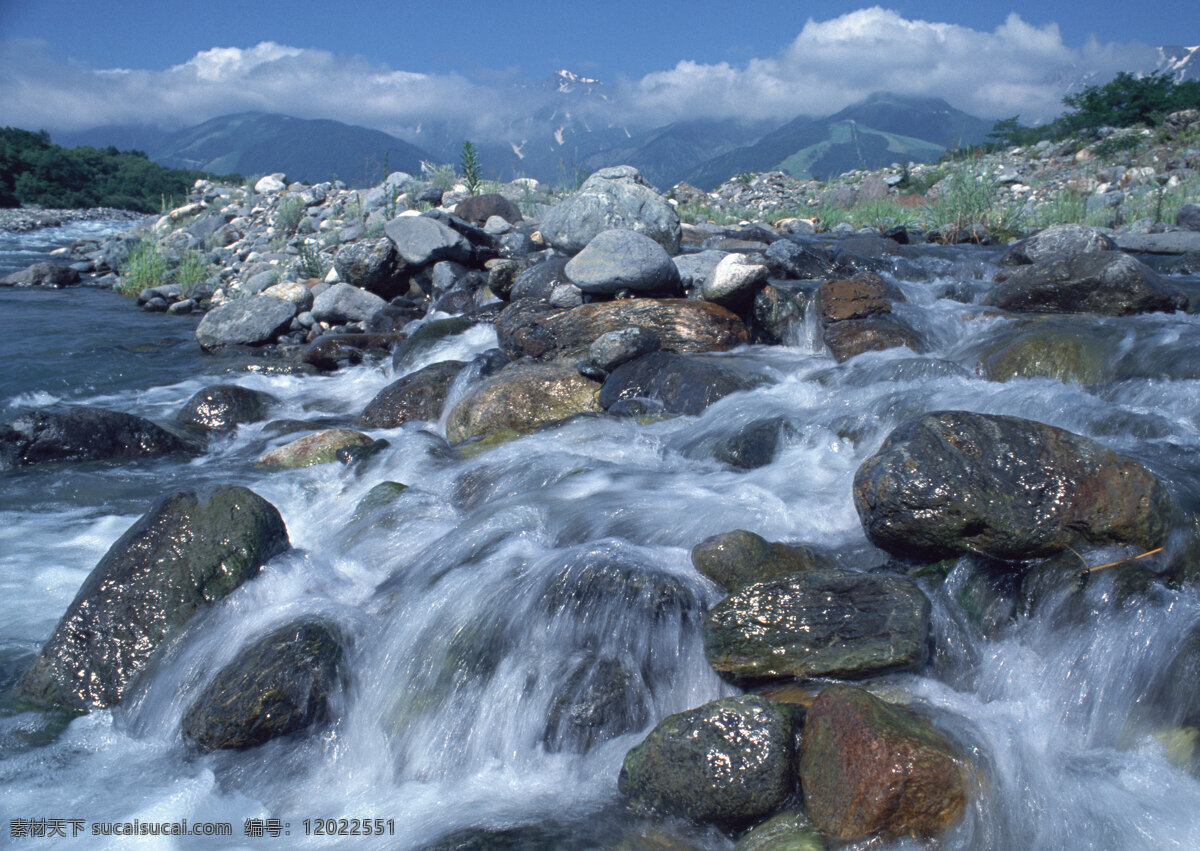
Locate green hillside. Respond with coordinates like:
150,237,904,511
777,122,944,179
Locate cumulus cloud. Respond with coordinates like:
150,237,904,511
0,8,1162,142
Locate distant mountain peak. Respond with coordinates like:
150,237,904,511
542,69,606,97
1157,45,1199,82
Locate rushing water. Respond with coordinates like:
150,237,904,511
4,222,1200,849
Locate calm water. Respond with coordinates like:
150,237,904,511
3,221,1200,848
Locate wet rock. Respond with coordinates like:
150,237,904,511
701,254,768,307
542,654,649,754
181,619,344,751
822,315,923,362
195,295,297,351
750,284,805,344
358,360,465,427
983,253,1186,316
691,529,826,592
0,262,81,287
979,319,1112,385
391,316,474,370
764,239,834,280
564,229,681,295
853,411,1171,561
256,428,374,468
0,406,193,470
497,298,747,362
350,481,409,523
618,695,794,825
586,327,662,373
301,333,404,372
540,165,682,254
712,416,795,469
674,249,728,291
510,256,568,302
1000,223,1117,265
333,238,407,299
18,487,288,712
598,351,760,416
704,569,930,682
454,193,523,226
814,274,903,325
176,385,275,432
310,283,387,325
384,215,472,267
734,810,826,851
445,362,601,442
947,558,1020,637
799,684,968,840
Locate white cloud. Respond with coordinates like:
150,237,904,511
0,9,1163,143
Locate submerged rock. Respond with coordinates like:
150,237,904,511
0,406,193,469
799,684,969,840
182,619,344,751
444,362,601,442
176,385,276,432
618,695,794,825
358,360,465,428
853,411,1172,561
983,252,1186,316
18,487,288,712
979,319,1113,385
256,428,374,468
704,569,931,682
691,529,825,592
734,810,826,851
542,654,649,754
712,416,795,469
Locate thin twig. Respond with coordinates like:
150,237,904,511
1084,547,1164,574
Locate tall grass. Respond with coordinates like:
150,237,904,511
115,238,168,296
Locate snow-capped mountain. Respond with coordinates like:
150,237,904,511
1158,45,1199,82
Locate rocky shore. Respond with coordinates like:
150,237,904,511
0,205,149,233
4,124,1200,845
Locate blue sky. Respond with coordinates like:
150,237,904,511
0,1,1191,134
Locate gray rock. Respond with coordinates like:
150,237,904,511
362,172,413,214
195,296,297,351
1178,203,1200,232
547,282,583,308
984,252,1187,315
511,257,569,302
384,215,472,267
358,360,466,428
765,239,835,279
0,262,81,287
181,619,343,750
539,166,682,254
673,250,728,291
454,193,523,226
310,283,387,325
254,174,287,193
242,270,279,295
176,385,276,432
704,569,930,682
1113,231,1200,255
702,253,768,306
1000,223,1117,265
333,238,407,298
618,695,794,825
586,327,662,372
691,529,824,592
598,351,760,415
18,487,288,711
853,410,1172,560
0,406,193,470
543,654,649,754
564,229,681,294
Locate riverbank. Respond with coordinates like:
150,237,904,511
0,205,149,234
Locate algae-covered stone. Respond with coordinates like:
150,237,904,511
853,410,1172,561
734,810,826,851
618,695,794,825
691,529,825,592
704,569,930,683
18,487,288,712
980,319,1112,385
358,360,465,427
351,481,409,522
181,619,344,750
445,362,601,442
799,684,969,840
542,654,649,754
256,428,373,468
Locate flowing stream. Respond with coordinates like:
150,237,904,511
4,222,1200,848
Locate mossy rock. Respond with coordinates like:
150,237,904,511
445,363,601,443
691,529,827,592
256,428,373,468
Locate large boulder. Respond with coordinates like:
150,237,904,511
691,529,825,592
1178,203,1200,232
1000,223,1116,265
310,283,387,325
454,193,523,226
445,362,602,442
983,252,1187,315
0,262,81,287
181,619,344,750
176,385,275,432
704,569,931,683
618,695,794,825
799,685,969,840
853,411,1172,561
333,238,407,298
358,360,465,428
979,319,1113,385
18,487,288,711
384,215,472,267
0,406,192,470
599,351,759,416
539,166,682,254
496,298,747,362
814,274,903,325
563,229,681,295
195,295,297,351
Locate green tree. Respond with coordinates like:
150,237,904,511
460,141,482,196
1061,71,1198,132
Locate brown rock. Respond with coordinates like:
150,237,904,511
445,362,601,442
799,684,969,840
691,529,826,592
822,315,923,362
814,272,903,325
358,360,465,427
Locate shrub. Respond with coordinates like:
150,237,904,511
275,196,305,233
173,250,211,297
460,141,482,196
115,238,168,296
295,241,328,280
421,161,458,191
